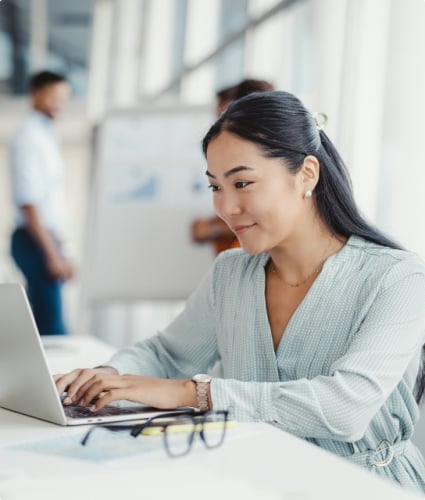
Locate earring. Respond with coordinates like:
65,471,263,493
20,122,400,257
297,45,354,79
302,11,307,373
304,189,313,199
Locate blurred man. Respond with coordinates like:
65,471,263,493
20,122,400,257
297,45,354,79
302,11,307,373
9,70,73,335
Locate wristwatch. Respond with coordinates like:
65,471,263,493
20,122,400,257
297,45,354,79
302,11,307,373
192,373,212,412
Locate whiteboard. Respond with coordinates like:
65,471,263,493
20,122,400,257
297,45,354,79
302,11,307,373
84,105,216,301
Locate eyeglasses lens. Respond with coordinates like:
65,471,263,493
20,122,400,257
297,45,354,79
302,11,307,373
201,411,226,448
164,415,196,457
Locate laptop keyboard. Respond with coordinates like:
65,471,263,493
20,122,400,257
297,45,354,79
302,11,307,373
64,404,146,418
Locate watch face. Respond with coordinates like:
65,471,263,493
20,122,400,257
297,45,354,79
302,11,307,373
193,373,212,383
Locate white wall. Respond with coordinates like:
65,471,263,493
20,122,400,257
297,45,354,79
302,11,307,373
309,0,425,258
376,0,425,257
2,0,425,343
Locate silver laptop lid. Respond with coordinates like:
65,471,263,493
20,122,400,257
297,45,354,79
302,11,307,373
0,283,67,425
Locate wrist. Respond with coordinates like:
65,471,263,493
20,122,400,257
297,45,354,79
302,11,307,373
183,379,199,408
46,250,62,264
191,374,212,411
94,365,119,375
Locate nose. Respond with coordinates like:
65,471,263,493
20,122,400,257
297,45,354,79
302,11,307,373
214,192,242,219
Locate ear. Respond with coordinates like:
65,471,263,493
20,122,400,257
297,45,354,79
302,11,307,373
299,155,320,193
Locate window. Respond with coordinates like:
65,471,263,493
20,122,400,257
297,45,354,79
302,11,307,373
0,0,93,96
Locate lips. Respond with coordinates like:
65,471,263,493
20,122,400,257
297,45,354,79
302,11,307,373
232,223,256,235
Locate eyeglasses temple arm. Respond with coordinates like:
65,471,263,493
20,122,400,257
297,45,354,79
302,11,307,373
130,410,199,437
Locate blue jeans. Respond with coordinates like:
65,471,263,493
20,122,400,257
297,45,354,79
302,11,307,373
11,228,67,335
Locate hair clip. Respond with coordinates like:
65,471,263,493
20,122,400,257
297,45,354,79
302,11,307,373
312,111,328,130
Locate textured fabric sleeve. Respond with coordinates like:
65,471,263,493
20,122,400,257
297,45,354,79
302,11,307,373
211,260,425,442
106,263,219,378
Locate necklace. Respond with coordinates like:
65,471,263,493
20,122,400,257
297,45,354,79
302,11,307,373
271,261,323,287
270,238,333,288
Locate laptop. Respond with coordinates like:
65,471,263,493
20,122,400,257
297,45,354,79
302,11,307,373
0,283,191,426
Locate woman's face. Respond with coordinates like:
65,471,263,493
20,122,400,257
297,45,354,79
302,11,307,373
206,131,310,255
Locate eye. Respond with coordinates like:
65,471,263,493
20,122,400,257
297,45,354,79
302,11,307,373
208,184,220,192
235,181,252,189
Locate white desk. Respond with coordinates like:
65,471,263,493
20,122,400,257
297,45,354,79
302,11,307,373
0,335,422,500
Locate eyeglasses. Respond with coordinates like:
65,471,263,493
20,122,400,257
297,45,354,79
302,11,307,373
81,410,229,458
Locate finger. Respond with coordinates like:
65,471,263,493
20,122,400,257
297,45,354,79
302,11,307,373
90,376,151,411
77,374,117,406
90,388,131,412
79,376,133,408
55,370,82,397
54,373,68,396
65,369,97,403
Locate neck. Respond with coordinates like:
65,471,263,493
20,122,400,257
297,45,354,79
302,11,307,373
269,228,344,287
31,102,54,120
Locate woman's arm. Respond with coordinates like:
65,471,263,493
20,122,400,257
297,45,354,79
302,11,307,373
55,261,219,406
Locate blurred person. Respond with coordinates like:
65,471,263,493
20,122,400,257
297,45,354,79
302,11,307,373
192,78,274,255
214,83,239,116
8,70,73,335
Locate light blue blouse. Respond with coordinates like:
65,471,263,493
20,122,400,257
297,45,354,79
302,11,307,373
107,236,425,493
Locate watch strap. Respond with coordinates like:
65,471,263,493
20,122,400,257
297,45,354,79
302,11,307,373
192,374,211,412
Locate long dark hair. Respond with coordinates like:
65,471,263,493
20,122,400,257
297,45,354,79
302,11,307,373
202,90,425,403
203,91,399,249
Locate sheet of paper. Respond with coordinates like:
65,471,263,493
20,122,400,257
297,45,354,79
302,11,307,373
7,428,165,462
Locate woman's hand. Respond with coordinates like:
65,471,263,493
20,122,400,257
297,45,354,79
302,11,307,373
77,374,197,411
57,374,197,412
54,366,118,405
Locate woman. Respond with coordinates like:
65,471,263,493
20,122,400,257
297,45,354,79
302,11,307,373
56,91,425,493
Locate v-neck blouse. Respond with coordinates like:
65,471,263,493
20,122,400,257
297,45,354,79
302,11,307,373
107,235,425,493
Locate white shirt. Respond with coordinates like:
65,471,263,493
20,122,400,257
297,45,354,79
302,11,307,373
9,110,65,234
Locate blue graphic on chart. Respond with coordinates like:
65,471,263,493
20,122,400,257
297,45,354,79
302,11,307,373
104,164,210,207
111,173,158,203
104,164,159,204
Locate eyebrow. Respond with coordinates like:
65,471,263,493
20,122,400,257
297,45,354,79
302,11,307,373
205,166,255,179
